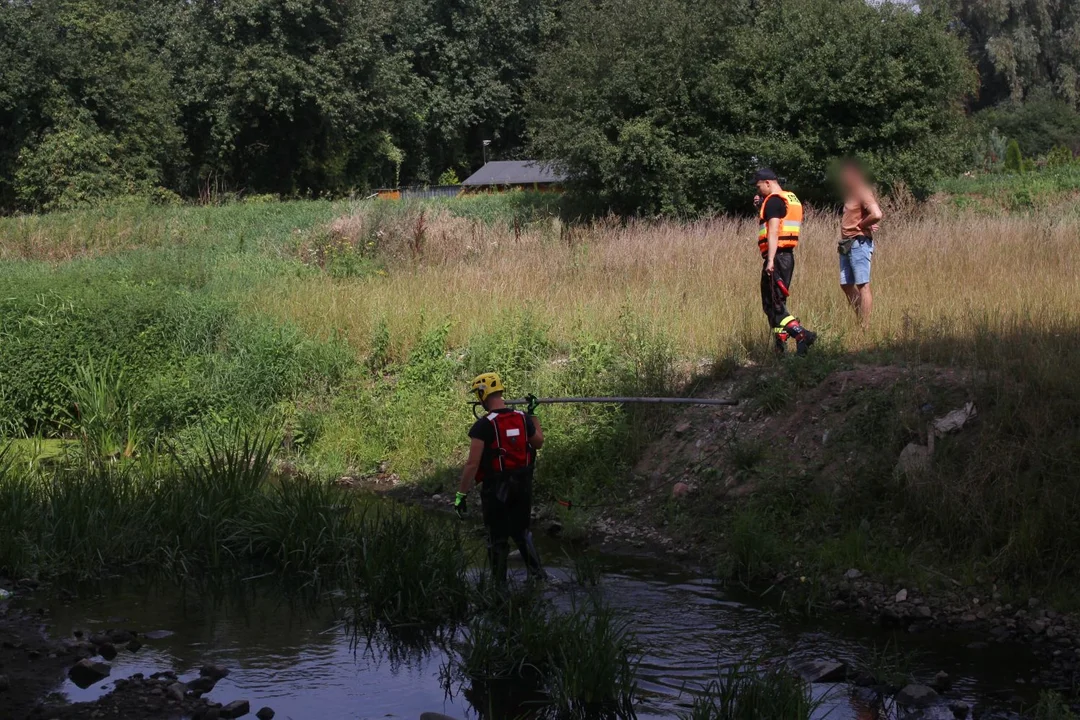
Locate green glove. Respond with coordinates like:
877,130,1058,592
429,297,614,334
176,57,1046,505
525,394,540,416
454,491,468,519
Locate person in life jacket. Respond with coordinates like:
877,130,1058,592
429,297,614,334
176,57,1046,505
754,168,817,356
455,372,545,584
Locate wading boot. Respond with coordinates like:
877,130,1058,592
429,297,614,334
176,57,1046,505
517,530,546,583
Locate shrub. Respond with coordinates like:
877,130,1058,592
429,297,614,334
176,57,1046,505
1046,145,1074,169
1004,139,1024,173
437,168,461,185
975,97,1080,158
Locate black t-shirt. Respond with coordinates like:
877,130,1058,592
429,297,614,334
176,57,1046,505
762,195,787,222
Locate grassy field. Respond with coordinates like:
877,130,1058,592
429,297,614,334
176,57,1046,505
2,179,1080,602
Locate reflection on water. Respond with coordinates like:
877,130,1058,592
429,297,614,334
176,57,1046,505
39,554,1038,720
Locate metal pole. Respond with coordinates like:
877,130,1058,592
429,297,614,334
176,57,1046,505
505,396,737,407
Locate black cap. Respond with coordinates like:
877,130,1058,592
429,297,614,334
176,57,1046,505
752,167,778,184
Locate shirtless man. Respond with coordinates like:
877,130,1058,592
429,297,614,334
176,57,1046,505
837,159,883,328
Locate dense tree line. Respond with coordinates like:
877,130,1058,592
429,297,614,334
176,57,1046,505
0,0,1077,214
530,0,974,214
0,0,557,211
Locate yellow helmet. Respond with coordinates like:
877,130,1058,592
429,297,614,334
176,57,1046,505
470,372,505,403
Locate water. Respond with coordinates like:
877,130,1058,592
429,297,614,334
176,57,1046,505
38,553,1038,720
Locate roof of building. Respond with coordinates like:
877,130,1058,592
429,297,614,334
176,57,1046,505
461,160,567,186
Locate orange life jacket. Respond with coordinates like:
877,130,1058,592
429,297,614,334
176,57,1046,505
476,410,534,484
758,191,803,253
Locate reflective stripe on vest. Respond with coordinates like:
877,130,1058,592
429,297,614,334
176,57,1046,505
757,191,803,253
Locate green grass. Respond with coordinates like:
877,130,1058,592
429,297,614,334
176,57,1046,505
8,191,1080,616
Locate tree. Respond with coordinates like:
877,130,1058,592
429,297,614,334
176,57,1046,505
529,0,974,215
383,0,560,184
924,0,1080,109
1,0,184,211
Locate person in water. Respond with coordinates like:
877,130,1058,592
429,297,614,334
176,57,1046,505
455,372,545,584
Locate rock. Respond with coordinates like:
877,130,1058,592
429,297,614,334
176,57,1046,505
108,630,134,644
256,708,275,720
0,674,9,692
37,703,65,719
89,633,110,647
420,715,461,720
851,671,876,687
917,605,934,618
431,494,443,502
879,606,904,626
126,639,143,652
896,442,932,477
844,568,863,580
931,671,952,692
546,521,563,537
672,482,690,498
201,664,231,680
220,700,251,718
896,684,939,708
144,629,174,640
674,422,691,437
167,682,187,702
69,659,111,688
966,641,988,650
896,589,909,603
931,403,976,435
98,642,117,660
187,676,218,694
948,701,970,719
791,659,848,683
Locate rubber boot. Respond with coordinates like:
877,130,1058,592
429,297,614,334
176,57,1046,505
783,320,817,356
773,328,788,356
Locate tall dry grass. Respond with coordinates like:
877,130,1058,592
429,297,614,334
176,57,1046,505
258,201,1080,361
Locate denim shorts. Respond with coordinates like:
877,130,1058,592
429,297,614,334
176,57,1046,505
839,237,874,285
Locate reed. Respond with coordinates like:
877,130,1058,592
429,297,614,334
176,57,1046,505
448,590,639,718
680,663,819,720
